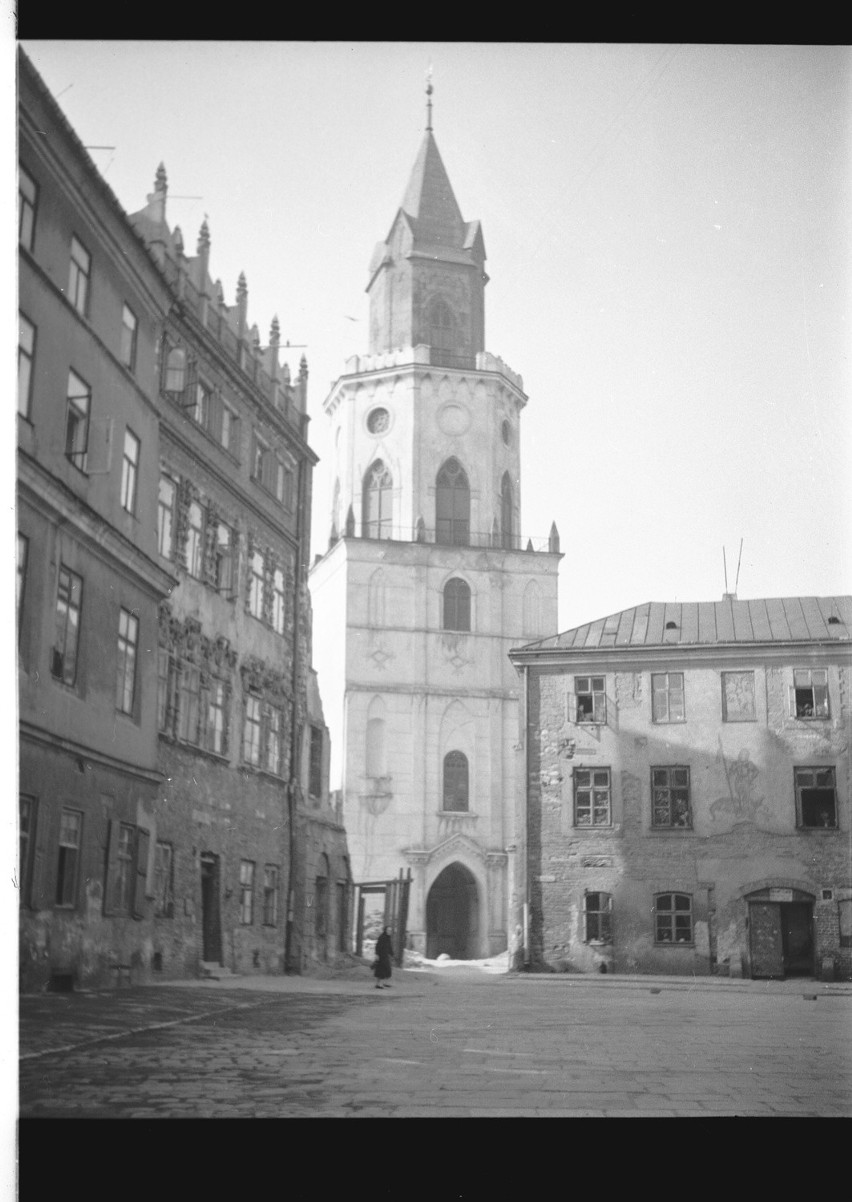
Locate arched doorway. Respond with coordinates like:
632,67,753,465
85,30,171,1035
426,863,479,960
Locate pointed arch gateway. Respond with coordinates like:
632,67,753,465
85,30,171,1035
426,862,479,960
435,457,470,546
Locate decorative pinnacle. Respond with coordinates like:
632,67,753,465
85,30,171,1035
155,162,167,193
426,65,433,132
236,271,247,300
197,217,210,254
270,315,281,347
173,225,184,254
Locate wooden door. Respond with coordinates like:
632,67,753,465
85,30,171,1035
749,902,783,978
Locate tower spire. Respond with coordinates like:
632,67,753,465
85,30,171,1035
425,66,433,132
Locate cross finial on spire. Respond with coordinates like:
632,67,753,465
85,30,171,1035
426,65,433,132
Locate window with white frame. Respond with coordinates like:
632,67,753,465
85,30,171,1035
265,703,282,775
18,313,35,419
575,676,606,724
272,567,286,634
154,841,174,918
242,695,283,775
19,165,37,250
215,521,234,594
794,766,837,829
654,893,693,944
164,346,187,395
52,566,83,686
249,550,265,618
651,672,685,723
205,679,229,756
584,892,612,943
120,304,138,370
177,663,201,744
56,809,82,907
157,475,177,559
68,236,91,316
362,459,393,539
116,608,138,715
243,695,263,766
120,429,140,514
239,860,255,924
113,823,136,913
574,768,611,827
65,371,91,471
186,501,205,579
791,669,829,719
651,766,691,828
263,865,279,926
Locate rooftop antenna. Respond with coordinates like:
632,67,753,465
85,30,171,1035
734,538,743,597
723,546,729,597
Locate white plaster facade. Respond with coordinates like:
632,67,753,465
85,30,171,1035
309,114,560,957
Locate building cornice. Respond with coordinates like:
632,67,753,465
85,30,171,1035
508,640,852,673
20,720,164,786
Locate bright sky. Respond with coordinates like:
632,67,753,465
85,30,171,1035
18,41,852,632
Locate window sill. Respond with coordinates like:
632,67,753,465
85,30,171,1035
797,825,839,833
239,763,285,784
649,826,694,834
654,942,695,949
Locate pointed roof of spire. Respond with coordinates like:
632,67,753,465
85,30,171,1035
400,130,465,248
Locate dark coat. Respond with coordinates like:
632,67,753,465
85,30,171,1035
373,931,393,980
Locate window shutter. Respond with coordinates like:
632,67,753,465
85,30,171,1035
133,828,150,918
788,684,797,718
567,692,577,724
102,819,118,916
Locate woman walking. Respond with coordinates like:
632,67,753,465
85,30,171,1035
373,926,393,989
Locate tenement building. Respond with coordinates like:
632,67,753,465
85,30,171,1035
17,48,350,990
508,596,852,980
309,87,561,960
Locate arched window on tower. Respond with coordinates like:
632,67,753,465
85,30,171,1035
442,751,469,812
443,578,471,632
362,459,393,539
427,297,457,353
501,472,514,550
435,458,470,546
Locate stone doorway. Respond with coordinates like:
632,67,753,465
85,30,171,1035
426,862,479,960
748,888,814,978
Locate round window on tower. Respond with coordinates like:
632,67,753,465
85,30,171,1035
367,407,390,434
501,419,511,446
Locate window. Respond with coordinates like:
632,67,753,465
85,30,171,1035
220,401,238,455
242,696,283,775
56,809,82,907
18,313,35,419
249,550,265,618
120,304,138,370
574,768,611,827
157,648,175,733
177,664,201,744
501,472,514,549
251,432,271,484
120,429,140,514
272,567,286,634
722,670,756,722
651,766,691,828
164,346,187,394
363,459,393,539
113,823,136,913
19,796,37,907
243,696,263,766
584,892,612,943
263,865,279,926
157,475,177,559
186,501,205,579
215,522,234,594
154,841,175,918
435,458,470,546
652,672,685,723
193,381,212,428
427,297,456,352
442,751,469,812
116,608,138,714
19,165,38,250
17,534,28,633
792,669,829,719
68,236,91,316
205,680,228,756
840,899,852,949
239,860,255,925
275,460,294,509
575,676,606,724
795,767,837,829
309,725,323,797
65,371,91,471
654,893,693,944
52,566,83,686
443,578,471,632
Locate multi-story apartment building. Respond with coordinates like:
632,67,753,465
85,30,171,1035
508,596,852,980
17,48,350,990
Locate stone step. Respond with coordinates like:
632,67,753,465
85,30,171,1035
199,961,240,980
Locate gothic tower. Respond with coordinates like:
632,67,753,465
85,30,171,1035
309,84,561,958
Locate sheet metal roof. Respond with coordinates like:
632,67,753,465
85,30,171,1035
520,597,852,652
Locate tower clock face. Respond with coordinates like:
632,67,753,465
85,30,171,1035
367,407,389,434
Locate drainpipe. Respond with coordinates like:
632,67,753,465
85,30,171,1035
522,662,531,968
283,452,309,974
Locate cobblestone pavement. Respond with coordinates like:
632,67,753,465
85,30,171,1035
18,968,852,1117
